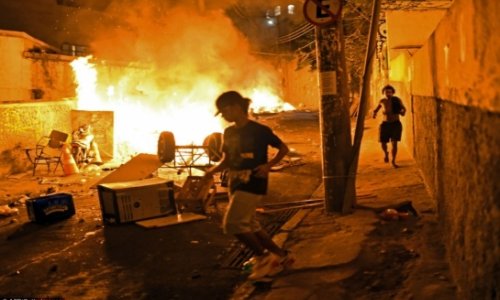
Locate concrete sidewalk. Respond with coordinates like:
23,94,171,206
232,119,456,300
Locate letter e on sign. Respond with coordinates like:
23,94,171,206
303,0,342,26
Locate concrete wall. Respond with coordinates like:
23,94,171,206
386,0,499,298
0,100,76,176
0,30,75,102
0,30,78,176
281,57,320,110
0,34,31,100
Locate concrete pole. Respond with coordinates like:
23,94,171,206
343,0,382,213
315,15,352,213
197,0,205,13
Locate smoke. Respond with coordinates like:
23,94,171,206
84,0,281,107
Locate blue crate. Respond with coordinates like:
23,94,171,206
26,193,75,223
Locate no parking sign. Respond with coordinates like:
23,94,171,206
303,0,343,26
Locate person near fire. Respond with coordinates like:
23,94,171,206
71,124,103,166
372,84,406,167
204,90,294,279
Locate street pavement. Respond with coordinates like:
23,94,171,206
0,114,456,299
231,117,457,300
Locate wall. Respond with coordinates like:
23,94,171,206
0,30,75,102
281,57,320,110
0,30,79,176
386,0,499,298
0,34,31,100
0,100,76,176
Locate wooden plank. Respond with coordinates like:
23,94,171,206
94,153,163,186
136,212,207,228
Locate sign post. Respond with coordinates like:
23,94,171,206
304,0,352,213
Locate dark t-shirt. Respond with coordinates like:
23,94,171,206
223,120,283,195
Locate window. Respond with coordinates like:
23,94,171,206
274,5,281,16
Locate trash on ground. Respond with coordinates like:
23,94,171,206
136,212,207,229
84,231,98,238
271,157,304,171
380,208,400,221
0,205,19,216
97,178,176,224
176,176,215,214
259,198,323,213
26,193,75,223
39,177,62,185
377,200,419,221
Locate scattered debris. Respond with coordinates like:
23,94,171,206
26,193,75,223
191,270,201,279
271,156,304,171
81,164,102,177
259,198,323,213
177,176,215,214
46,186,58,194
0,205,19,216
39,177,62,185
380,208,400,221
49,264,58,273
84,231,98,238
136,212,207,229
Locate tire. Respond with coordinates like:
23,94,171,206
158,131,176,163
203,132,223,162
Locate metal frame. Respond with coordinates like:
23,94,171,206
162,145,217,176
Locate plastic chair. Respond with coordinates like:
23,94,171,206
25,130,69,175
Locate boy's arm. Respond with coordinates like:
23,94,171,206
400,99,407,116
253,142,289,178
204,154,229,177
267,142,289,167
373,102,382,118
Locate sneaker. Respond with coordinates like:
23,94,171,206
247,254,274,280
242,256,258,274
267,252,296,277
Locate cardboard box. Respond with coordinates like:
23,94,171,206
97,178,176,224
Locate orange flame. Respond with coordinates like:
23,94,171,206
70,6,294,161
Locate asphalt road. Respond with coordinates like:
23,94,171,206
0,111,322,299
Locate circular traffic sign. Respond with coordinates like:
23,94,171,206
303,0,343,26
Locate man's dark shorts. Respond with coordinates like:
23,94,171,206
379,121,402,143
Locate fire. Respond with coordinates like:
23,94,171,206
69,5,294,162
249,89,295,114
70,56,293,161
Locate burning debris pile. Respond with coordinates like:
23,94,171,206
69,1,294,162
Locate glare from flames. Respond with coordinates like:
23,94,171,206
69,4,295,161
70,56,294,161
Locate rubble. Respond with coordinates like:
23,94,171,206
0,204,19,216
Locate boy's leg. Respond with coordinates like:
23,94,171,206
235,232,266,255
391,141,398,167
255,229,287,257
381,143,389,162
391,121,402,167
379,122,389,162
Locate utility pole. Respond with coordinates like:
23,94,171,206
305,0,352,213
197,0,205,13
343,0,382,213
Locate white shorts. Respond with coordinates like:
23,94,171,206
223,190,263,235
